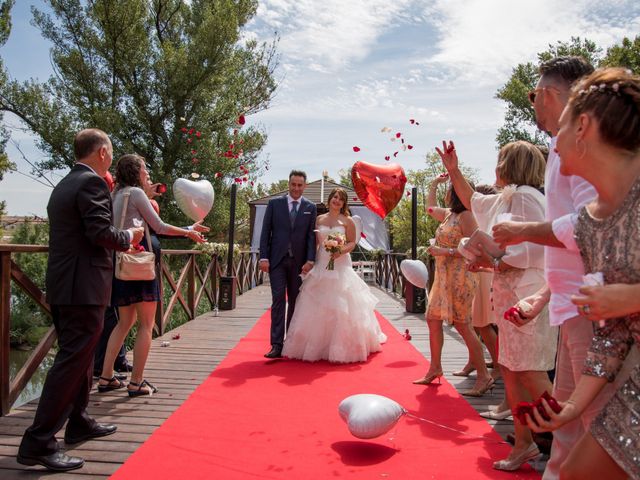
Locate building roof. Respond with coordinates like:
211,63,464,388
248,179,363,206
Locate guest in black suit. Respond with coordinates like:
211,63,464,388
259,170,317,358
17,129,144,472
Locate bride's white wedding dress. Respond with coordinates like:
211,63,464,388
282,225,387,363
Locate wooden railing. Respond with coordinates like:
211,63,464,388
0,245,263,416
374,253,407,296
374,253,435,297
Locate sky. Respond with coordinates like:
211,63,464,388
1,0,639,216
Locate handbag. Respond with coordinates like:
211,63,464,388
115,190,156,281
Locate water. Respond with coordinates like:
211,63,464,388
9,348,55,408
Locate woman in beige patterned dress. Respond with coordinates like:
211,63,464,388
413,174,494,397
523,68,640,480
438,140,558,471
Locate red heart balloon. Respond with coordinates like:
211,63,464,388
351,161,407,219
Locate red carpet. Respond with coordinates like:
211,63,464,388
111,311,541,479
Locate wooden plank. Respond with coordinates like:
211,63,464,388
0,285,544,477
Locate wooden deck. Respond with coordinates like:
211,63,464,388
0,285,532,479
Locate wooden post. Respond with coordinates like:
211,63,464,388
0,251,11,415
188,254,196,318
155,252,165,336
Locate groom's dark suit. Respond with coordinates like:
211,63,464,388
260,195,317,349
19,163,131,457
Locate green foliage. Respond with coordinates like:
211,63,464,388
601,36,640,74
388,153,477,253
9,219,51,346
0,1,14,182
337,167,352,187
268,179,289,194
495,37,603,147
0,0,277,235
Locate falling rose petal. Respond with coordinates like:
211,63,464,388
172,334,181,340
192,158,199,164
407,145,414,150
234,177,241,183
416,122,420,125
395,132,402,138
250,181,254,186
353,146,361,152
402,145,407,151
266,166,269,171
243,176,248,182
180,127,187,133
187,138,192,144
188,128,194,135
196,131,201,137
191,150,197,154
360,232,367,239
238,115,246,125
401,138,405,144
229,143,235,150
406,191,411,196
353,197,358,201
191,172,200,179
380,126,391,133
393,151,399,157
233,129,238,135
214,172,222,178
384,156,390,161
409,119,415,124
390,137,396,142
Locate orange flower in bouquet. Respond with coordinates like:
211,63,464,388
324,232,346,270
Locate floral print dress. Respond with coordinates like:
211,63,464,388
426,212,477,324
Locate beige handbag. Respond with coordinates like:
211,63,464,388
115,191,156,281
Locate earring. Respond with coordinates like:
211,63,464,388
575,138,587,160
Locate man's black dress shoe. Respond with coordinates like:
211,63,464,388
115,362,134,373
64,423,117,444
17,451,84,472
264,346,282,358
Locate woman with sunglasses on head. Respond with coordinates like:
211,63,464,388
519,68,640,480
98,154,206,397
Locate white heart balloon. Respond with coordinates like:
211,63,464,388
338,394,405,439
173,178,214,222
352,215,363,244
400,259,429,290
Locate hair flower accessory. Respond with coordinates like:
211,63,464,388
612,82,620,92
598,83,606,91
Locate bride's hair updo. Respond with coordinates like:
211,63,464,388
327,188,351,216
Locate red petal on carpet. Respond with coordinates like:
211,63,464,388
111,311,540,479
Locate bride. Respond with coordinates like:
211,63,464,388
282,187,387,363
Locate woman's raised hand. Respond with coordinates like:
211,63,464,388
186,230,206,243
432,172,449,185
435,141,458,172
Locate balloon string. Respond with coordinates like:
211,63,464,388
404,411,509,445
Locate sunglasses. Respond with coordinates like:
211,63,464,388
528,86,561,104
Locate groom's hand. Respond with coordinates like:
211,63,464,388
301,261,314,274
259,259,269,273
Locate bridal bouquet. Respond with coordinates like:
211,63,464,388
324,232,346,270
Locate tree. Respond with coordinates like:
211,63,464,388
0,0,277,239
337,167,352,187
0,0,14,228
601,35,640,73
495,37,602,147
388,153,478,253
268,179,289,194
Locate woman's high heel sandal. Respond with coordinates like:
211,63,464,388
127,379,158,397
493,444,541,471
452,364,475,377
97,375,125,393
462,377,495,397
412,371,443,385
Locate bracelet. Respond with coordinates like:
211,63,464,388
448,248,454,257
492,256,501,272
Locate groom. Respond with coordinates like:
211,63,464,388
259,170,317,358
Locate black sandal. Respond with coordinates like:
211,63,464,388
97,375,125,393
127,379,158,397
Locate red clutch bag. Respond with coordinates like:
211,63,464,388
513,391,562,425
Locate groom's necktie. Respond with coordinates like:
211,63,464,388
290,201,299,227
